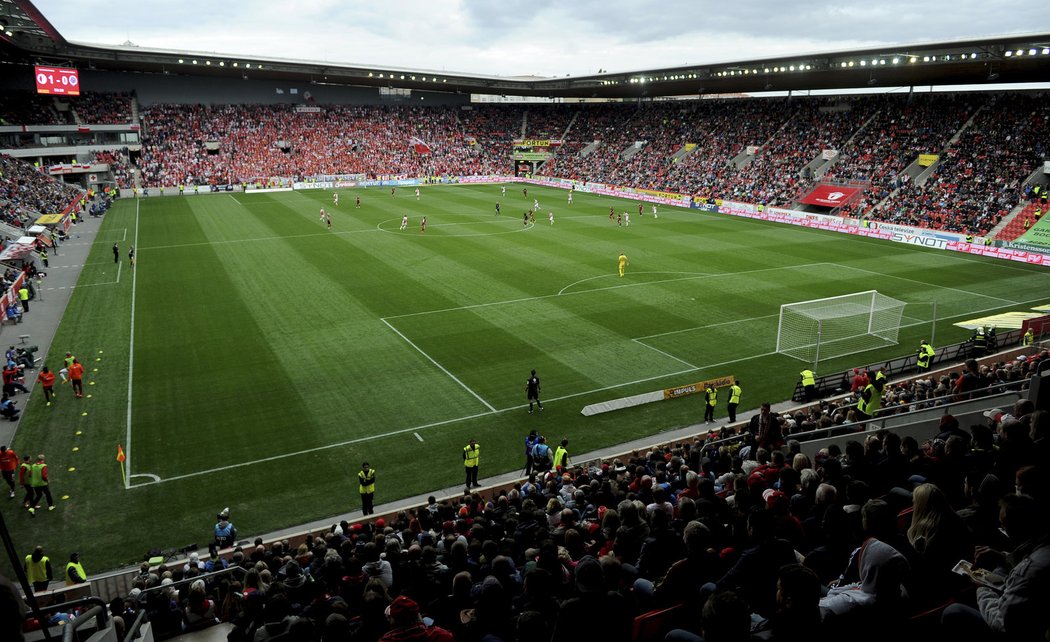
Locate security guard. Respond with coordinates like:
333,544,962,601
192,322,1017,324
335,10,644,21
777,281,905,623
24,546,53,592
704,385,717,423
463,439,480,488
916,340,936,370
972,327,987,357
1023,329,1034,346
856,375,884,421
800,369,816,402
358,462,376,516
553,439,570,473
727,379,742,423
65,552,86,585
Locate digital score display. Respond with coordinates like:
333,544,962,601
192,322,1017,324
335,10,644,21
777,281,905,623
34,66,80,95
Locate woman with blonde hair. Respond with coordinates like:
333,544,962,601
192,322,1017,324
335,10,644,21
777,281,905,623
906,483,971,605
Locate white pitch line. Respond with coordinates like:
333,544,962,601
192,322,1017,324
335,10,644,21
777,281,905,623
126,409,497,487
631,338,700,369
125,199,140,489
838,263,1019,306
379,318,497,412
558,271,713,296
414,432,424,442
229,195,243,205
385,263,831,322
636,314,780,340
124,295,1050,487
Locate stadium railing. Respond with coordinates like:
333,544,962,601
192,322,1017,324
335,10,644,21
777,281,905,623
790,328,1025,402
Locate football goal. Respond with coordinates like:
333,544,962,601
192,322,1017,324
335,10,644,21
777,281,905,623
776,290,906,367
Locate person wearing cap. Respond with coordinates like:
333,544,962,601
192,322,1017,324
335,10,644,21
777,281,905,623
855,373,884,422
727,379,742,423
211,510,237,556
65,552,86,585
380,595,453,641
850,368,868,393
27,454,54,515
462,439,480,489
24,545,53,592
916,339,936,371
358,462,376,516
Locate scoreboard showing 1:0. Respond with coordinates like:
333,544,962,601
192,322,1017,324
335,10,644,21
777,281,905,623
34,66,80,96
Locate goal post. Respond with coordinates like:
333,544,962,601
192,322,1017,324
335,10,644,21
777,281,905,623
776,290,907,367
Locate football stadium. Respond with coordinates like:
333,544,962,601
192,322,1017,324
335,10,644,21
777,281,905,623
1,2,1049,640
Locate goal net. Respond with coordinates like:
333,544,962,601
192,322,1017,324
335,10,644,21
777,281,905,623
776,290,906,365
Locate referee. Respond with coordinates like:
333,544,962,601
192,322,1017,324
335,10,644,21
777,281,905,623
526,369,543,414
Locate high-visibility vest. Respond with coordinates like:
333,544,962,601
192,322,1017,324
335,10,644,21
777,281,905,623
801,370,815,386
1023,330,1033,346
554,447,569,469
706,388,717,406
463,445,479,468
25,555,49,585
65,561,86,585
729,385,741,404
917,343,935,368
358,469,376,494
29,462,47,487
857,384,881,416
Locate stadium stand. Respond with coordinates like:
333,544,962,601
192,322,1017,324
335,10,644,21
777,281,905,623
0,156,82,227
873,94,1050,235
34,347,1045,642
5,86,1050,641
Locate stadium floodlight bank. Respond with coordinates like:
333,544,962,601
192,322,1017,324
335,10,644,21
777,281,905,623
776,290,906,367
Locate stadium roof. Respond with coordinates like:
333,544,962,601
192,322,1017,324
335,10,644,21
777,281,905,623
2,0,1049,98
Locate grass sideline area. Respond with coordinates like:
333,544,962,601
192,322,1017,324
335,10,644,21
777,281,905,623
5,183,1049,573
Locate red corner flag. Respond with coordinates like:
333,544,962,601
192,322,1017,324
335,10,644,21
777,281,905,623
117,445,126,462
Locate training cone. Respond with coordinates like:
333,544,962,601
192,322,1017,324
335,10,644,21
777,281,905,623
67,467,76,472
61,495,70,500
72,447,79,452
81,412,88,416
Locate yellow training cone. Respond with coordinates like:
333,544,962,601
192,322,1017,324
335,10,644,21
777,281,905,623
74,431,82,436
89,381,95,386
61,495,70,500
93,368,98,372
71,447,79,452
86,395,92,399
67,467,76,472
81,412,88,416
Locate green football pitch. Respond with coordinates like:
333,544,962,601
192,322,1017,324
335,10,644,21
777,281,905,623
6,183,1048,572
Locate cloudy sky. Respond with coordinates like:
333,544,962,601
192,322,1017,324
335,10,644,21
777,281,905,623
35,0,1043,77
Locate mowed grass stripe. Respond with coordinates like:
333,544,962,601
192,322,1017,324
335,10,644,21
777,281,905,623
132,199,318,474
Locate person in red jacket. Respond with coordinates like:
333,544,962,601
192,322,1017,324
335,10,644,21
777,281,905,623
0,445,17,498
68,359,84,399
37,367,56,405
379,596,453,642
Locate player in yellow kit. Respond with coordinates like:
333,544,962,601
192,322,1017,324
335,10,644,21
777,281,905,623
618,252,629,277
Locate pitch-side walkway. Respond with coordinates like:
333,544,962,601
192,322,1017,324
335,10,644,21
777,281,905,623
0,214,105,447
257,398,805,542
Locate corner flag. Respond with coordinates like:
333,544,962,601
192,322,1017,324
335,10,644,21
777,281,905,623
117,444,126,485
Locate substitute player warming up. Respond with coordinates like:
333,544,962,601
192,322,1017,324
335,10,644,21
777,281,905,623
618,251,629,277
